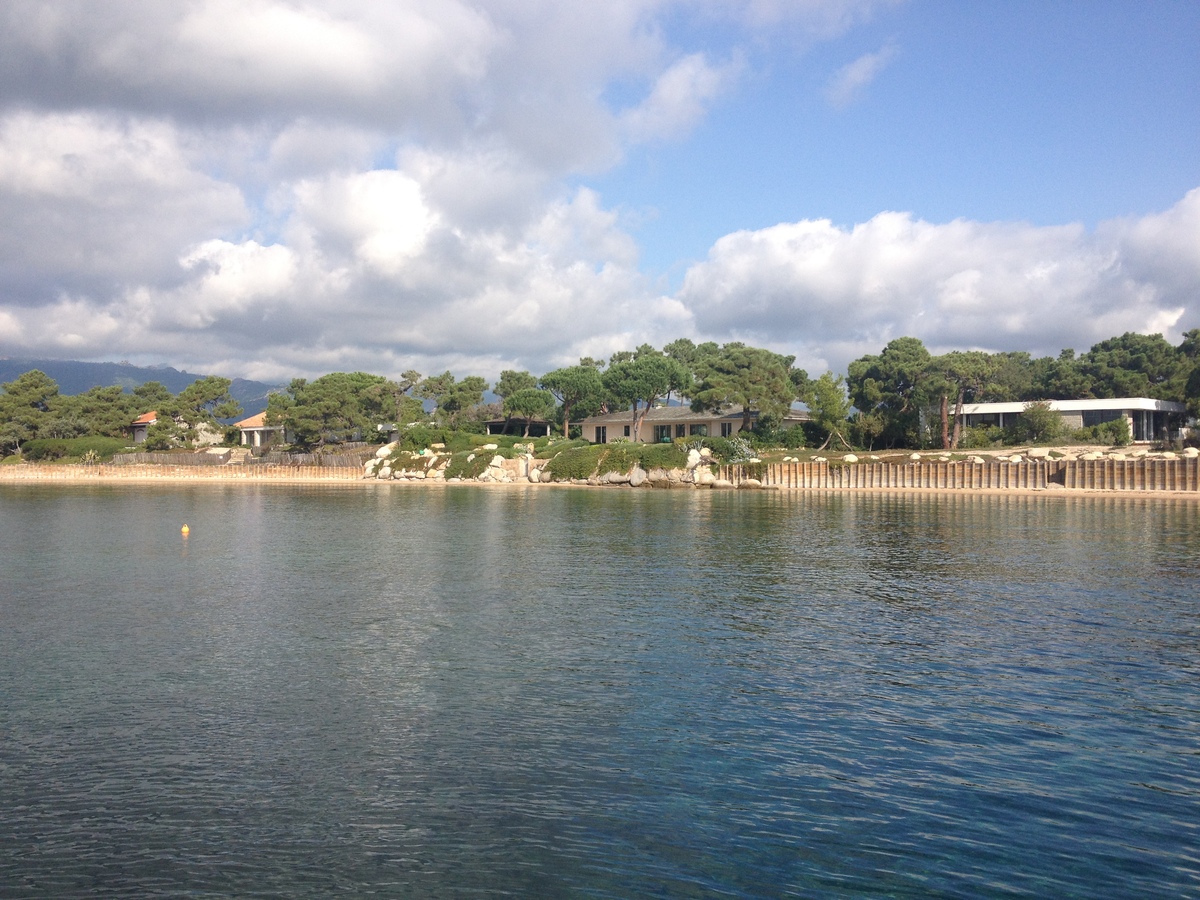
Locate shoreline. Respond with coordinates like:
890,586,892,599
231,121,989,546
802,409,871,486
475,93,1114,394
2,463,1199,500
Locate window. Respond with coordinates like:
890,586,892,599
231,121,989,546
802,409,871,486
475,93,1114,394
721,422,733,437
675,424,686,438
595,426,607,443
623,425,631,437
1082,409,1121,428
654,424,672,443
689,424,708,436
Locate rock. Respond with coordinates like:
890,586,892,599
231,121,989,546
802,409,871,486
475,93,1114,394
1133,448,1149,458
466,453,475,462
1009,455,1023,464
1183,447,1199,459
695,468,716,486
711,479,735,489
738,478,762,489
1110,452,1126,461
969,456,986,465
699,447,713,458
686,449,703,469
629,466,648,487
748,457,761,464
431,443,445,449
429,468,444,479
482,443,499,451
1028,447,1051,459
869,455,880,461
843,454,859,463
491,455,506,467
812,456,826,463
647,467,671,485
364,459,381,475
910,453,922,461
375,442,397,459
378,465,392,479
939,455,951,462
1162,451,1178,460
447,477,462,483
1082,451,1104,460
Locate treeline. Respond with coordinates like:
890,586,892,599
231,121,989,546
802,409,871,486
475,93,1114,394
0,372,240,455
3,330,1198,457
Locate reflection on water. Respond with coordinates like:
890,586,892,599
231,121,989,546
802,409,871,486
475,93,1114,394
1,485,1197,897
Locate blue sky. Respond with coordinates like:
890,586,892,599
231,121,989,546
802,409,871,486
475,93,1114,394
0,0,1196,383
599,1,1200,281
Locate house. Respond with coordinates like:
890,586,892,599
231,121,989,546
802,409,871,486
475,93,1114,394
233,411,286,448
580,405,809,444
130,411,157,443
485,416,552,438
958,398,1189,443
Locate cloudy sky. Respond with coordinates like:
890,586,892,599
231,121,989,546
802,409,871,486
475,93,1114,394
0,0,1196,383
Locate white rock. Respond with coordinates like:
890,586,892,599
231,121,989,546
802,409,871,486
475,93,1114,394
431,443,446,449
1183,447,1199,459
970,456,986,464
843,454,859,463
1110,453,1126,461
629,466,648,487
491,455,506,467
748,457,762,464
738,478,763,489
364,459,381,475
699,447,713,458
1133,448,1150,458
695,468,716,486
1009,455,1023,463
378,465,392,479
1027,447,1051,459
1082,452,1104,460
375,442,397,459
812,456,826,463
686,449,703,469
869,455,880,461
1162,451,1177,460
482,443,499,451
529,468,541,483
711,479,735,489
910,453,922,461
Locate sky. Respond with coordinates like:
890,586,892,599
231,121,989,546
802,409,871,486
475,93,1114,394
0,0,1196,384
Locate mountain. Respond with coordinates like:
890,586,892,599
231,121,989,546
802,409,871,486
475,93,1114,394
0,358,283,417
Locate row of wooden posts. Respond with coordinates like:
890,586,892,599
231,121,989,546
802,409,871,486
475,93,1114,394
718,458,1200,492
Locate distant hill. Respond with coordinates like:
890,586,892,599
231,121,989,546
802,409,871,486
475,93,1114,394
0,358,283,417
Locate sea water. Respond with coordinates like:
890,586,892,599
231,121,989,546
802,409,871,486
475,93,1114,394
1,484,1197,897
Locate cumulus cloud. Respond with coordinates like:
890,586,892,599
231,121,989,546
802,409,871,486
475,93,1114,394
677,188,1200,373
0,0,1192,388
825,42,898,107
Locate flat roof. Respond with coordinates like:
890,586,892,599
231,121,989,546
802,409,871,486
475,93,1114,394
960,397,1187,415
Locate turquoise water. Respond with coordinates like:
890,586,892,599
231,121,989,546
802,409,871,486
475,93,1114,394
1,484,1198,897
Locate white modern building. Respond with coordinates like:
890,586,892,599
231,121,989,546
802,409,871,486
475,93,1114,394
959,397,1188,443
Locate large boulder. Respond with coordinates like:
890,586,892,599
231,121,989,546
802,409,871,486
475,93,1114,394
711,479,735,489
629,466,648,487
378,465,392,479
686,448,703,469
376,442,397,459
695,468,716,486
738,478,763,489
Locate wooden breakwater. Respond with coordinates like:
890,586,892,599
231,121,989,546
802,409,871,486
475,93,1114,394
719,458,1200,492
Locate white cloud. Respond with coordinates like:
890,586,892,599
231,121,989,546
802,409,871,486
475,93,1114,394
825,42,898,107
678,189,1200,373
621,53,739,142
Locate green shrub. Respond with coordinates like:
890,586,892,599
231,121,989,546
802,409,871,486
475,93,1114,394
542,446,604,481
21,439,71,461
638,443,687,471
1073,417,1132,447
535,438,591,459
19,436,126,461
959,425,1003,449
443,451,492,480
597,444,639,475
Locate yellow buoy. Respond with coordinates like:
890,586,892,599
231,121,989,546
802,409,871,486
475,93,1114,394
181,524,190,536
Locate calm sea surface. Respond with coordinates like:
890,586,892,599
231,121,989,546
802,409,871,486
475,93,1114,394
1,484,1198,898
